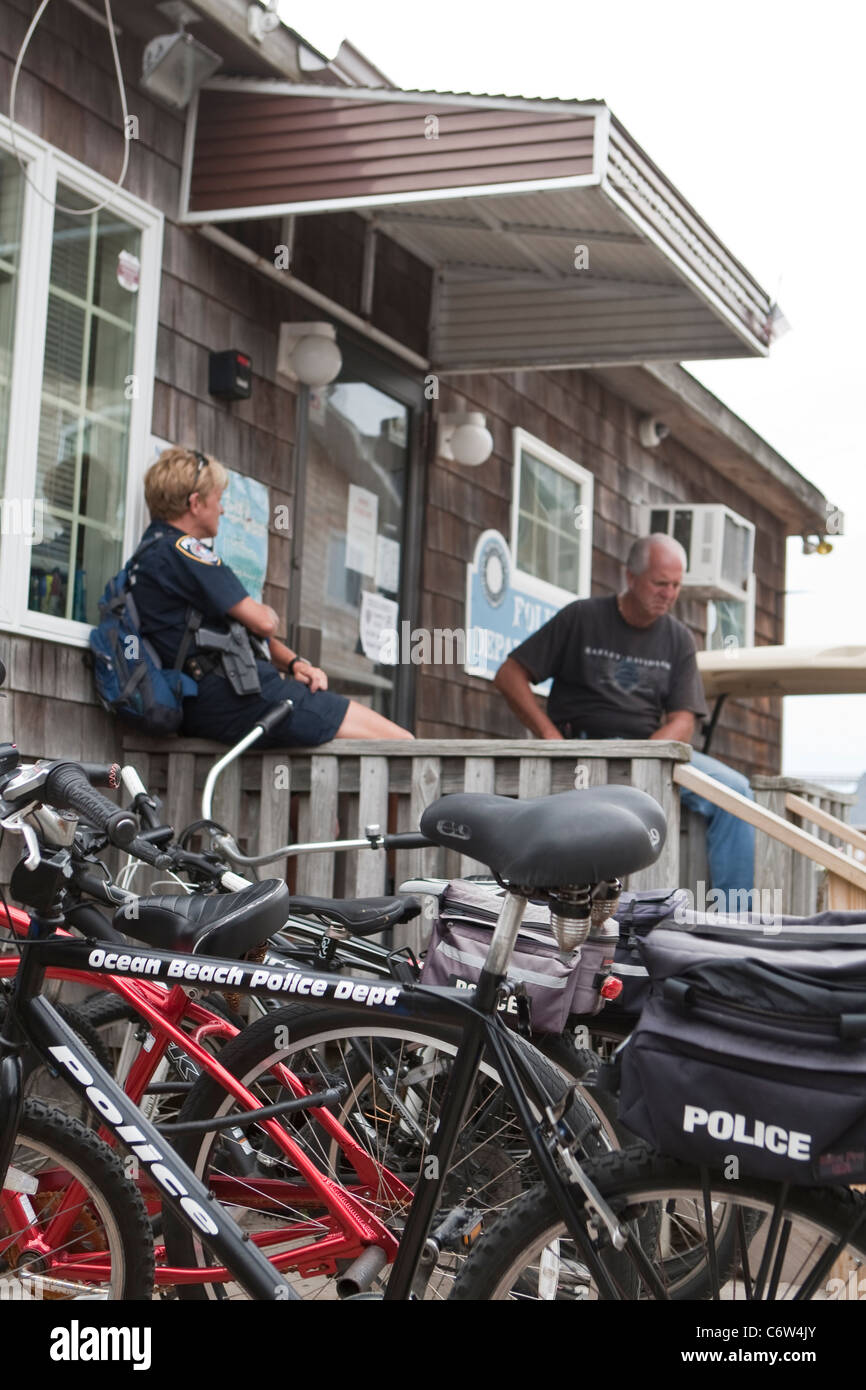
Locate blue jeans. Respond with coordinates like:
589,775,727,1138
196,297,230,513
681,750,755,906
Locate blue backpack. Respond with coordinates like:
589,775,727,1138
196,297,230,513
88,533,199,735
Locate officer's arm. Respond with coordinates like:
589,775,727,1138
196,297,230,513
227,596,280,639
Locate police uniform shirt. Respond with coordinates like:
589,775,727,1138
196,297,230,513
510,594,708,739
131,521,248,669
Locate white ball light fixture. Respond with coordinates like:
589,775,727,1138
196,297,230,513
437,411,494,467
277,322,343,388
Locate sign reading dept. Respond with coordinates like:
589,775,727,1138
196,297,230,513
464,530,560,687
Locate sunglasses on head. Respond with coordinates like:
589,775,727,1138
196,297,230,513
187,450,208,506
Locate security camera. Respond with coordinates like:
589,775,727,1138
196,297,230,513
639,416,670,449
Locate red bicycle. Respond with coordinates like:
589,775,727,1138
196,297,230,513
2,857,584,1299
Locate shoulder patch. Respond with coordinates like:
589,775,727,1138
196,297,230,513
176,535,221,566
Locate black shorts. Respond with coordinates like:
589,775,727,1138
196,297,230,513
182,668,350,747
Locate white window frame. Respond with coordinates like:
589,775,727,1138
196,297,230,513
706,573,756,652
0,116,163,646
510,427,594,609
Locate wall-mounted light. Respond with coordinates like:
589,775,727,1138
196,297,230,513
277,322,342,388
802,534,833,556
639,416,670,449
141,2,221,110
247,1,281,43
437,411,494,467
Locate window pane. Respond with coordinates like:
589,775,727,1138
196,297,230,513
50,194,93,300
79,419,127,529
35,402,80,513
707,597,747,651
29,185,140,620
28,510,72,617
517,447,584,595
76,522,122,625
43,296,86,406
94,212,140,322
87,315,135,413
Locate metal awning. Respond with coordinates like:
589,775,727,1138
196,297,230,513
181,83,777,373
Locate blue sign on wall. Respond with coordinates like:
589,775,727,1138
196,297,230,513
464,530,562,689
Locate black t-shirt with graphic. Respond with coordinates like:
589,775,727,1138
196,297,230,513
131,521,248,669
510,595,708,738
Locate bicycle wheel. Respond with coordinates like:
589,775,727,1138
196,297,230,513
450,1144,866,1301
162,1003,611,1300
0,1000,114,1122
0,1099,154,1300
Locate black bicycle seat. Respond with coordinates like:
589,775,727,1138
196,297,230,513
289,895,421,936
419,787,666,888
114,879,290,956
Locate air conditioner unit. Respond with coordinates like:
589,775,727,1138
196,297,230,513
639,504,755,600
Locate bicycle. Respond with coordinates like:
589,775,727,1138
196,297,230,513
0,748,613,1298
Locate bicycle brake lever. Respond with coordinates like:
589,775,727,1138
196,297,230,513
0,810,42,869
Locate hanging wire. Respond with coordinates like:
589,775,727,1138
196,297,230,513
8,0,132,216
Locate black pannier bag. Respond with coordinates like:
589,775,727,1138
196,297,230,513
419,880,620,1034
584,888,690,1027
618,920,866,1184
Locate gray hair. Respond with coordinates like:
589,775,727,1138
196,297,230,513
626,533,687,575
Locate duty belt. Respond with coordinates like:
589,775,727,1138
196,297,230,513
183,651,222,682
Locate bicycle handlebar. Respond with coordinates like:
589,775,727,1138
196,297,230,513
77,762,122,789
257,699,293,735
381,832,434,851
42,762,139,848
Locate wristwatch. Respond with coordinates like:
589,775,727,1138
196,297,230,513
288,656,308,675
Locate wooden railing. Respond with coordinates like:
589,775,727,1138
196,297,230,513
675,766,866,914
752,776,860,914
120,735,692,907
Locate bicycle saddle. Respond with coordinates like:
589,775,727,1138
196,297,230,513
113,879,290,956
289,895,422,936
420,787,666,888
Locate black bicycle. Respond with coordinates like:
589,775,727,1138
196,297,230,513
0,724,667,1298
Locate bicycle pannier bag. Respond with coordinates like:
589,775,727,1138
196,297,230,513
618,921,866,1183
420,880,618,1033
589,888,689,1023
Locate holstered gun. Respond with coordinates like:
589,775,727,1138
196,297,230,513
194,621,262,696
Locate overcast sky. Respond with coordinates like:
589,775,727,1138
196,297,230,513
285,0,866,781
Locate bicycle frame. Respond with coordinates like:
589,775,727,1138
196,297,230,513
1,911,627,1300
1,915,409,1287
0,935,299,1300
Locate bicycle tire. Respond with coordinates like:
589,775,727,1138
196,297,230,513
530,1034,632,1149
0,998,113,1122
162,1003,612,1300
449,1143,866,1301
1,1099,154,1300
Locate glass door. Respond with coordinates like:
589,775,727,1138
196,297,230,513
298,342,423,723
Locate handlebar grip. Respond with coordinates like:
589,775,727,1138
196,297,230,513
78,762,122,790
42,762,139,848
123,835,173,869
258,699,293,736
382,832,435,850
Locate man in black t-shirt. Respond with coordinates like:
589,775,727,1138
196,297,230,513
493,534,754,905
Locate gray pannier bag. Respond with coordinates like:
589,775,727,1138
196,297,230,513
418,880,619,1034
617,919,866,1184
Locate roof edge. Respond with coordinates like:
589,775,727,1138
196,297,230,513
590,361,827,535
